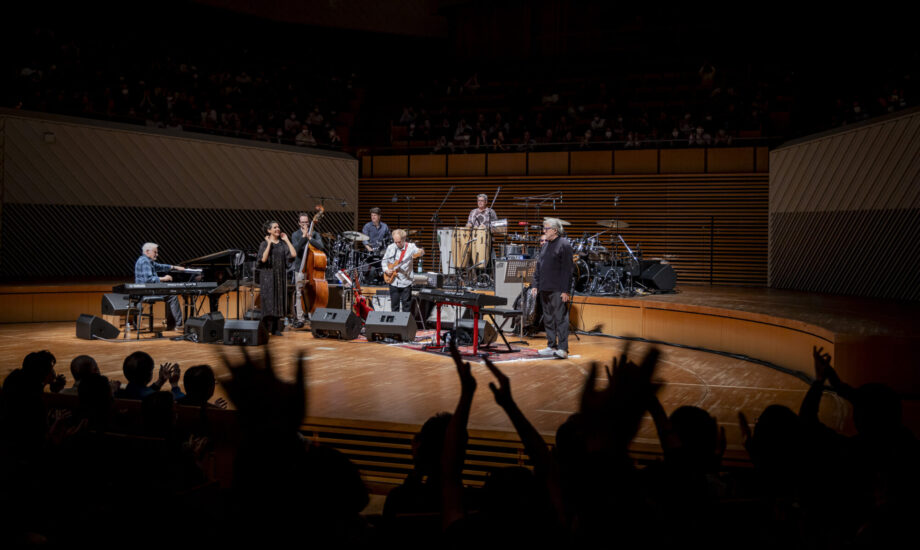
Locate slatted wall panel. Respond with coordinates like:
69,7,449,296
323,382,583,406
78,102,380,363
0,204,354,279
770,108,920,301
359,174,768,285
0,110,359,280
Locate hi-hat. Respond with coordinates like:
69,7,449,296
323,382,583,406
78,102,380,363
321,232,335,240
597,219,630,229
407,229,420,236
342,231,369,241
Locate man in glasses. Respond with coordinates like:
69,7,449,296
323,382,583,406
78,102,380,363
530,218,574,359
291,212,325,328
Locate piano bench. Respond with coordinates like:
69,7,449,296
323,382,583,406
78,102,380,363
130,296,166,339
479,308,522,333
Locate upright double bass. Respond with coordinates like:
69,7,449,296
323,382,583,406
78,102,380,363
300,205,328,314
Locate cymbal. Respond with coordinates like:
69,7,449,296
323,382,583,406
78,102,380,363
321,232,335,240
342,231,369,241
597,219,630,229
407,229,419,236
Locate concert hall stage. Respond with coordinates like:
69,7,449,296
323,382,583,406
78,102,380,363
1,283,918,482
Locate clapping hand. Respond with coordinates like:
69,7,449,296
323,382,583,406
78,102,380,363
812,346,832,383
168,363,181,386
50,374,67,393
448,339,477,396
483,356,513,410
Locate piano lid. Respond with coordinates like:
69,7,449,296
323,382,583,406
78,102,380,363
180,249,246,267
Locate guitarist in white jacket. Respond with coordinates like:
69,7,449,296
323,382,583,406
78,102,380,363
382,229,425,313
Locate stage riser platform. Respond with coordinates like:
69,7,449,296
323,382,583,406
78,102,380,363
3,283,919,399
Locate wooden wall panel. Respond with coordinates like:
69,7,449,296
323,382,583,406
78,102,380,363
0,294,34,323
570,302,643,337
755,147,769,172
487,153,526,176
708,147,754,173
448,154,486,177
571,151,612,175
614,150,658,174
359,174,768,286
373,155,409,177
362,156,373,177
409,154,447,177
660,149,706,173
528,152,568,175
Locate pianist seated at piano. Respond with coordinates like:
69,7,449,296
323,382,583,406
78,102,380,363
134,242,187,330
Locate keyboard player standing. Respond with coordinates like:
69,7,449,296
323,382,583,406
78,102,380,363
134,242,187,330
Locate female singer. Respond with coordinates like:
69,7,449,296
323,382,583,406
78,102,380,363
257,220,296,336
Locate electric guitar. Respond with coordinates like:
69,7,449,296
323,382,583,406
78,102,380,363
383,249,425,284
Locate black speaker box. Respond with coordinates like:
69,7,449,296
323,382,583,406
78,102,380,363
638,263,677,291
101,293,134,315
223,319,269,346
186,312,225,344
76,314,120,340
311,308,362,340
365,311,416,342
456,319,498,346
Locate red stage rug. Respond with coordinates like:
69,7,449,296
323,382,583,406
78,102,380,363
357,330,542,363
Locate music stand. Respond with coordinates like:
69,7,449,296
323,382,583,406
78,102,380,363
503,259,536,344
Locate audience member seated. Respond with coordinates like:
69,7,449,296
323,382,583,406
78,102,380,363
116,351,184,400
61,354,99,395
177,365,227,409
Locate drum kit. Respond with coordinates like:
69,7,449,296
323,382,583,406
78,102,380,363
569,219,650,296
324,230,418,285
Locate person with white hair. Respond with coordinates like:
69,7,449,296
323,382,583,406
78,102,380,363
382,229,425,313
465,193,498,229
530,218,574,359
134,242,186,330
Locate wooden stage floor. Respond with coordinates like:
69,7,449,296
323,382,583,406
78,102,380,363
0,319,852,456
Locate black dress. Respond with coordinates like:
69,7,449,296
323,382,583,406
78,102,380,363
257,240,290,318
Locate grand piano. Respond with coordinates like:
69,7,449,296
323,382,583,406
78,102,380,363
177,249,252,317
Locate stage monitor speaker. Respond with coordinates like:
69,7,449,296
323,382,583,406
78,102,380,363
638,263,677,291
311,308,362,340
186,312,225,344
456,319,498,346
76,314,120,340
101,293,134,315
223,319,269,346
364,311,416,342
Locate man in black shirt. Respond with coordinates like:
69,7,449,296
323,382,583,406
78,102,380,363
531,218,574,359
291,212,325,327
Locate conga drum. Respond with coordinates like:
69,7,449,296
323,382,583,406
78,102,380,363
470,228,490,268
451,227,472,268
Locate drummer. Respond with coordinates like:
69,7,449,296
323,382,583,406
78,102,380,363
465,193,498,230
361,207,391,252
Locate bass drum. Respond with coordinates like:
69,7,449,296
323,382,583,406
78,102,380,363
573,257,591,293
